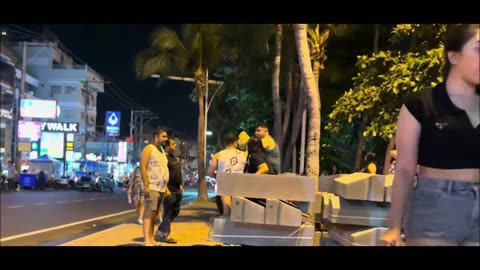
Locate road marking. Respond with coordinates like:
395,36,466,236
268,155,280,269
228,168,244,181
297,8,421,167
33,203,48,206
7,205,24,209
57,201,68,204
0,209,136,243
73,200,83,202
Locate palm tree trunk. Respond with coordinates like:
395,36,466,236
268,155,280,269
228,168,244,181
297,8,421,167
373,24,380,53
281,56,293,148
234,76,248,127
312,59,322,163
196,72,208,202
214,108,223,151
272,24,283,146
383,135,395,175
354,114,369,171
354,25,380,172
282,78,305,171
295,24,320,183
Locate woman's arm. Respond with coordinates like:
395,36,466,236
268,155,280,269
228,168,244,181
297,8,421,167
389,105,421,229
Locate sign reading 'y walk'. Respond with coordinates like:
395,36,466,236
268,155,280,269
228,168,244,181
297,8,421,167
105,111,121,137
41,122,79,133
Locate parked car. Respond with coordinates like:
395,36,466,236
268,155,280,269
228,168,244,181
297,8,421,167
75,173,114,192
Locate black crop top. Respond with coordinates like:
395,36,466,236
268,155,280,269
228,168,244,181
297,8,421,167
403,83,480,169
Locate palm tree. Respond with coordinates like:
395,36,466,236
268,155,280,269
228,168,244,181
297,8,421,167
135,24,224,201
272,24,283,155
295,24,320,184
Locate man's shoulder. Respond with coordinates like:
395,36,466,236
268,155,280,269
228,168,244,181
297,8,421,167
143,144,156,152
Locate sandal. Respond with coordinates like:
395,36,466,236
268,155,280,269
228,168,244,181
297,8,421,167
144,241,162,246
163,237,177,244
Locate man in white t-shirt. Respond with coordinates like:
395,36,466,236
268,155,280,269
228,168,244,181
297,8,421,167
207,133,247,216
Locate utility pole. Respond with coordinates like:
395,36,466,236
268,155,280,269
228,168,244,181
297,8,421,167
129,110,157,164
130,110,134,137
83,80,89,159
12,42,27,173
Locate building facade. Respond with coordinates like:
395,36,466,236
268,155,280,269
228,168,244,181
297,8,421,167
14,42,104,158
1,40,40,168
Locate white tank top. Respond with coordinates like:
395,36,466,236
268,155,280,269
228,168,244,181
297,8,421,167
217,148,247,173
145,144,169,192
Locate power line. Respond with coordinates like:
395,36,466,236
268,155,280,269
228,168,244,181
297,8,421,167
107,77,144,107
7,24,88,66
5,24,158,117
104,85,138,108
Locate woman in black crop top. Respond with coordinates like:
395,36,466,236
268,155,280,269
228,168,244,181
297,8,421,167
382,24,480,246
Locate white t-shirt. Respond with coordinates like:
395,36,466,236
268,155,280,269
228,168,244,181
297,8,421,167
216,147,247,174
143,144,169,192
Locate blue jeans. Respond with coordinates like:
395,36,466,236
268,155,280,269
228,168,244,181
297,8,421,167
404,177,479,245
157,191,183,236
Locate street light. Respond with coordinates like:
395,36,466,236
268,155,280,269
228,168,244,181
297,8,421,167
150,74,223,86
151,73,224,189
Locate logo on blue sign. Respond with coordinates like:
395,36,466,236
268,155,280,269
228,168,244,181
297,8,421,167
105,111,121,137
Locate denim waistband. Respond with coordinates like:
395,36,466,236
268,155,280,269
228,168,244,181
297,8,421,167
415,177,479,192
416,177,479,228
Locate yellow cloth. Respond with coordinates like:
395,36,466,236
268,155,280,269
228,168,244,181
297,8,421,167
237,131,250,149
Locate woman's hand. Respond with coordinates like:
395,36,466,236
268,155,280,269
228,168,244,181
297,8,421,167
380,228,402,246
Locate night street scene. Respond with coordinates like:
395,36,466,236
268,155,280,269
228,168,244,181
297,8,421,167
0,24,478,247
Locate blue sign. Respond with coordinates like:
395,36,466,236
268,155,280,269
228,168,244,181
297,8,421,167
31,141,39,151
105,111,121,137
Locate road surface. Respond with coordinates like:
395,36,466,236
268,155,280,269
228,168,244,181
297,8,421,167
0,188,211,245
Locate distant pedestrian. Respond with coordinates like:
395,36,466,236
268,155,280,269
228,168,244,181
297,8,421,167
6,161,17,191
37,170,47,190
128,166,145,224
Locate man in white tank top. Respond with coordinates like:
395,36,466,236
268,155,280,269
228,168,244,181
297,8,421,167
207,133,247,216
140,128,169,246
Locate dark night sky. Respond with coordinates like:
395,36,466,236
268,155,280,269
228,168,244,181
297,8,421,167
23,24,198,139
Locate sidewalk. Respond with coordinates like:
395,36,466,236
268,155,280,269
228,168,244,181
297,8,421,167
60,200,222,246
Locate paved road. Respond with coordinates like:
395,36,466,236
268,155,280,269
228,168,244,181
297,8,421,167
1,189,131,238
0,188,213,245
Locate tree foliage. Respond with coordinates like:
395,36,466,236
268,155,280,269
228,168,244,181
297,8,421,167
326,24,447,140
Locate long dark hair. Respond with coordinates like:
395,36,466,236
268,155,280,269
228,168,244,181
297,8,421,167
443,24,479,78
247,137,265,156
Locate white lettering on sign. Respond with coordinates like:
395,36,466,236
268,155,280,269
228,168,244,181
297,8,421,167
41,122,79,133
1,109,12,119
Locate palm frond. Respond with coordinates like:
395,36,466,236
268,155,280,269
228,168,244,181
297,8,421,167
151,27,189,55
135,26,193,79
135,47,189,79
